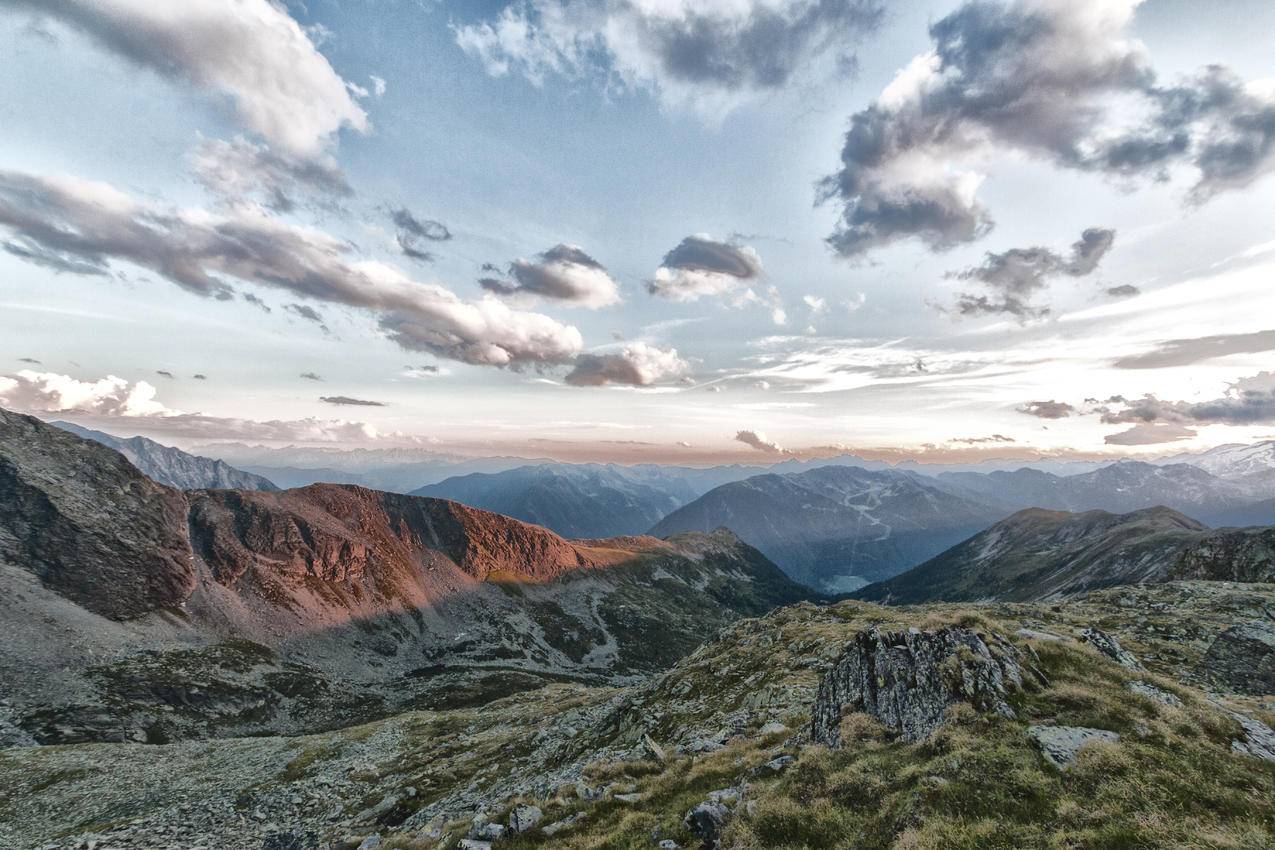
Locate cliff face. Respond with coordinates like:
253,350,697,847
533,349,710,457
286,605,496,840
0,408,194,619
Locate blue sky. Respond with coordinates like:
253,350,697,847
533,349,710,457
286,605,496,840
2,0,1275,463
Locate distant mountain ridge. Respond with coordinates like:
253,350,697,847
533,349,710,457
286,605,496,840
51,421,278,491
650,465,1004,591
855,505,1275,605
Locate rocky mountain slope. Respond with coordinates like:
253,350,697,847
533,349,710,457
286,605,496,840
3,580,1272,849
853,507,1210,604
0,407,809,746
52,421,278,491
651,466,1004,592
855,506,1275,605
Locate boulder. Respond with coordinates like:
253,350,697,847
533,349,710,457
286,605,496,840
642,732,667,763
811,626,1023,745
355,836,382,850
1199,622,1275,695
457,842,492,850
683,800,730,850
508,804,542,833
1028,725,1119,769
1080,628,1143,670
1229,711,1275,762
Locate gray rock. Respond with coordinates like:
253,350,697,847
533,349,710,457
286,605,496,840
261,832,318,850
756,721,787,736
1016,628,1068,643
542,813,584,836
457,841,492,850
614,793,644,803
1080,628,1143,670
683,800,729,850
658,841,681,850
508,804,542,833
1198,622,1275,695
1028,725,1120,769
471,822,505,841
355,836,382,850
757,755,794,775
811,626,1023,745
1229,711,1275,762
1127,681,1182,708
642,732,667,764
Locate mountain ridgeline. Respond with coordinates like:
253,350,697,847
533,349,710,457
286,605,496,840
0,407,809,745
51,421,279,491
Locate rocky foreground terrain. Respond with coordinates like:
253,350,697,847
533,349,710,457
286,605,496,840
1,582,1273,849
3,406,1275,849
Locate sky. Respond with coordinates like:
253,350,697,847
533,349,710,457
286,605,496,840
1,0,1274,464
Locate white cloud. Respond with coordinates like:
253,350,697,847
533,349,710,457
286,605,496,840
735,428,787,454
564,342,688,386
0,169,584,369
19,0,369,155
482,244,622,309
0,370,175,417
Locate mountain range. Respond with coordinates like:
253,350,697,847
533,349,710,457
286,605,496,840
0,407,808,745
52,421,278,491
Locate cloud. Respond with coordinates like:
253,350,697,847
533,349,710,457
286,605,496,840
1113,328,1275,369
481,244,621,308
193,374,207,380
0,370,176,417
1104,422,1198,446
819,0,1275,257
1106,284,1140,298
948,227,1116,320
802,294,827,315
950,434,1016,445
319,395,386,407
1018,400,1075,419
3,237,111,275
390,208,453,263
1099,372,1275,429
284,303,327,329
190,136,351,212
17,357,40,364
454,0,884,118
647,234,763,302
0,370,386,444
18,0,368,156
300,372,323,381
155,370,174,379
563,342,688,387
370,75,387,98
735,429,787,454
0,169,584,368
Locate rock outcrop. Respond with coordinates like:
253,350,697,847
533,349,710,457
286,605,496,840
1080,627,1143,670
1171,527,1275,583
1198,622,1275,695
811,626,1023,745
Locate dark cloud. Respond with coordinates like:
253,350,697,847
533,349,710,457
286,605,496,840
242,292,271,313
300,372,323,381
1113,329,1275,369
390,208,452,263
319,395,386,407
407,364,439,374
1017,400,1075,419
481,244,621,308
0,169,583,368
950,434,1016,445
948,228,1115,319
819,0,1275,258
193,374,207,380
456,0,884,112
155,370,174,379
563,342,687,387
1106,284,1140,298
284,303,327,329
3,238,110,275
1099,372,1275,429
647,235,764,301
17,357,40,364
